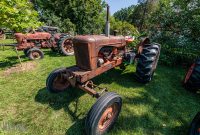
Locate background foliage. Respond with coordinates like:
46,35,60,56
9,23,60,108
33,0,105,34
1,0,199,65
32,0,138,35
114,0,200,65
0,0,42,32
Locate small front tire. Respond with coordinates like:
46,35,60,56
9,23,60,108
27,48,44,60
46,68,70,93
85,92,122,135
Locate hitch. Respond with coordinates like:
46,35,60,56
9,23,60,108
77,81,108,98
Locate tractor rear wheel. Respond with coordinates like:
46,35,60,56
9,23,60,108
58,36,74,56
183,59,200,92
46,68,70,93
188,112,200,135
135,43,161,83
85,92,122,135
27,48,44,60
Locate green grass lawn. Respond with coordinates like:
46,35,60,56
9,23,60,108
0,45,200,135
0,39,16,44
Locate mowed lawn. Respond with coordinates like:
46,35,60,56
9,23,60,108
0,40,200,135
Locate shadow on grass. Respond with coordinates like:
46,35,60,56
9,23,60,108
93,68,145,89
88,67,199,134
35,87,85,120
35,87,87,134
65,118,86,135
0,55,29,69
42,50,63,57
0,49,73,70
35,66,200,135
99,66,200,135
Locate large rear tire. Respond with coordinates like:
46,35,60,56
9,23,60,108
58,36,74,56
46,68,70,93
183,59,200,92
135,43,161,83
85,92,122,135
188,112,200,135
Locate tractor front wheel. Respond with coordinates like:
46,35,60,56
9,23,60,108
85,92,122,135
27,48,44,60
183,59,200,92
188,112,200,135
46,68,70,93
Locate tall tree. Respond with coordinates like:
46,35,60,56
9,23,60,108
34,0,105,34
0,0,41,32
113,0,159,32
113,5,135,23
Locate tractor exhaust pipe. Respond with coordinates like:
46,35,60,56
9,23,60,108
105,4,110,37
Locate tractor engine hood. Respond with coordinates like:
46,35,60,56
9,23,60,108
73,35,126,70
14,32,51,43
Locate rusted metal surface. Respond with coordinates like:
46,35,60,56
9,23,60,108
98,103,118,131
184,63,196,83
53,73,70,91
14,32,72,51
61,38,74,53
59,35,127,97
137,37,150,55
77,82,99,98
73,35,126,70
15,32,55,50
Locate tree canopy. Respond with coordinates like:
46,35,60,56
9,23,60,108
0,0,41,32
114,0,200,65
33,0,105,34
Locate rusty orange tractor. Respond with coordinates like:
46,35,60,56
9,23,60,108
14,27,74,60
46,5,161,135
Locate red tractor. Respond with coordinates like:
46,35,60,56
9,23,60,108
14,27,74,60
45,5,161,135
46,36,160,135
183,58,200,135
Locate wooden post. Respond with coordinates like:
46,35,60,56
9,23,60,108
14,47,22,67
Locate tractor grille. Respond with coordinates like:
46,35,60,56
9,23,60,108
73,43,92,70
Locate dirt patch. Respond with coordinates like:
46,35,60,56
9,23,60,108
3,61,37,76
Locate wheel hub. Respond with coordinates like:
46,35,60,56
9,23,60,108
32,52,40,59
98,103,118,131
63,39,74,53
53,73,70,91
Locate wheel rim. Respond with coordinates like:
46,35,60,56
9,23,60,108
184,63,196,83
31,51,41,59
62,39,74,53
98,103,119,131
52,73,70,91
